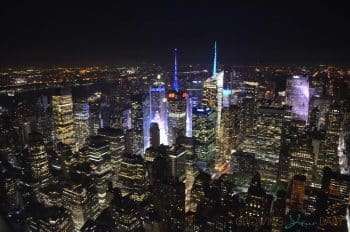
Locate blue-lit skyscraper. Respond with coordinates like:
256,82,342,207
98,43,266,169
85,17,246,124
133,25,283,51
149,75,168,145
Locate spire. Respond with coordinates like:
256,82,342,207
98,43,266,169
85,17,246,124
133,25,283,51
173,48,179,91
212,41,217,77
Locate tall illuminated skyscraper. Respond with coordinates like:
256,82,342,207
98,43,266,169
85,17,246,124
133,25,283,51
192,106,216,170
202,43,224,147
52,88,75,148
288,143,314,185
322,105,342,172
118,154,149,201
131,94,144,155
241,106,284,188
317,167,350,231
220,106,240,164
168,48,187,145
98,128,125,187
149,75,168,145
202,78,217,110
286,75,310,122
27,132,51,185
74,101,90,150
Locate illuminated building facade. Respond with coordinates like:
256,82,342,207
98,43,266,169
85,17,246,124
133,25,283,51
149,75,168,145
202,79,217,110
239,95,256,138
167,145,186,182
118,154,149,201
143,95,151,151
86,136,112,209
186,96,193,137
74,102,90,150
240,172,273,231
317,167,350,231
321,105,342,172
308,96,331,131
151,181,186,231
27,132,51,185
62,182,99,230
285,75,310,122
192,106,216,170
27,204,74,232
168,91,187,145
220,106,240,164
241,106,284,188
289,175,306,213
131,94,144,155
288,143,314,185
52,88,75,148
97,128,125,187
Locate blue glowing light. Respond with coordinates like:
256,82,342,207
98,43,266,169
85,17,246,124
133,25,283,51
212,41,217,77
150,87,165,92
223,89,232,95
173,48,180,91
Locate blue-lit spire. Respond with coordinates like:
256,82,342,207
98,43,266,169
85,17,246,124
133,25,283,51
173,48,180,91
212,41,217,77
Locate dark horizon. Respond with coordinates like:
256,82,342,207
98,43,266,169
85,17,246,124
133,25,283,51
2,1,350,66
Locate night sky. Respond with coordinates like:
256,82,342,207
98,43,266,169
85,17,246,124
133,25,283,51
1,1,350,66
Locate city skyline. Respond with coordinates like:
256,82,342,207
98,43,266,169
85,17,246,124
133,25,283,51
1,2,350,232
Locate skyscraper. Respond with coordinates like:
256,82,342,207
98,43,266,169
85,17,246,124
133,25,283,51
286,75,310,122
27,203,74,232
167,90,187,145
323,105,342,171
167,145,186,182
98,127,125,187
131,94,144,155
86,136,113,209
220,105,240,165
150,122,160,149
62,182,99,230
168,48,188,145
52,88,75,149
289,175,306,213
118,154,149,202
317,167,350,231
149,75,168,145
241,106,284,188
192,106,216,170
288,142,314,185
202,43,224,163
239,172,273,231
74,101,90,150
27,132,51,185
